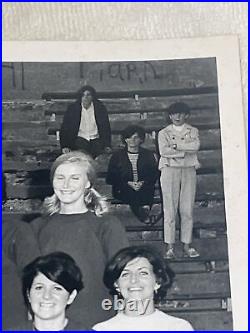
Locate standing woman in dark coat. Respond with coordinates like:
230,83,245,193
60,85,112,158
106,125,159,224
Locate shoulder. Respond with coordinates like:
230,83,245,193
93,314,119,330
159,125,172,135
30,215,52,234
185,123,199,133
140,147,154,156
155,310,194,330
67,101,80,111
65,319,90,330
9,321,33,330
94,99,107,111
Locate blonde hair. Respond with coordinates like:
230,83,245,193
43,151,109,216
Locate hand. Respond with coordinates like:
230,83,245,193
127,181,137,191
128,181,144,191
104,146,112,154
62,148,71,154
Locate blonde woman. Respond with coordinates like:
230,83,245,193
30,151,129,328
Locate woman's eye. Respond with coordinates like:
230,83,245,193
140,271,149,276
54,286,63,291
72,176,80,180
55,176,64,180
120,272,129,278
34,285,43,291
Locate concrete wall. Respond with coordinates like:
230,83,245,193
2,3,247,119
2,58,217,99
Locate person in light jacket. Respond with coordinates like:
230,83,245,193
158,102,200,259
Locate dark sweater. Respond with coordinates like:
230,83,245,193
8,318,91,331
30,211,129,328
3,220,40,330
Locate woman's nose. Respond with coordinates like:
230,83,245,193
43,288,52,300
63,178,70,188
130,273,138,284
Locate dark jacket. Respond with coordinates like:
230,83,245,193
60,99,111,150
106,147,159,204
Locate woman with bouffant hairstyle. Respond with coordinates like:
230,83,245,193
12,252,85,331
93,245,193,331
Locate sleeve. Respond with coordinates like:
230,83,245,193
176,127,200,152
106,153,127,187
14,222,41,270
99,102,112,148
142,151,159,185
99,215,129,261
158,130,185,158
59,105,74,149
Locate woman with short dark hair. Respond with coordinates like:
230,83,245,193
106,125,159,224
93,245,194,331
12,252,85,331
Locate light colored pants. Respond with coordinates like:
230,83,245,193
160,166,196,244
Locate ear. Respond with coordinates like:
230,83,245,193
184,113,190,119
85,180,91,189
154,282,161,291
114,282,120,292
67,289,77,305
27,291,31,302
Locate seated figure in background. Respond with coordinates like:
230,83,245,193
106,125,159,224
93,245,194,331
60,85,112,158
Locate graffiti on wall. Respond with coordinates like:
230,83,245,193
80,61,174,85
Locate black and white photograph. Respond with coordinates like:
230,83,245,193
2,36,247,331
2,3,247,332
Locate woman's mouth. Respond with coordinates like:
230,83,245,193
40,303,54,308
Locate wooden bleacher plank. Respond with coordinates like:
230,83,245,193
2,204,226,234
130,237,229,262
4,173,224,200
46,119,220,136
43,94,219,116
169,311,233,330
169,271,230,295
41,86,218,101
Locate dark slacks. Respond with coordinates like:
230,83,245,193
75,136,103,158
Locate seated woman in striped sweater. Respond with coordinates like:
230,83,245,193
106,125,159,224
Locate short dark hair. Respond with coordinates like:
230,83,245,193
77,85,97,100
121,125,146,144
103,245,174,302
168,102,190,116
22,252,84,316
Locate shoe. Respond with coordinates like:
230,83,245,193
183,247,200,258
165,248,176,260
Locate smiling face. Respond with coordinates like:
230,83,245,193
125,132,143,152
28,273,76,321
115,257,160,302
53,161,90,208
169,112,188,126
81,90,93,109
